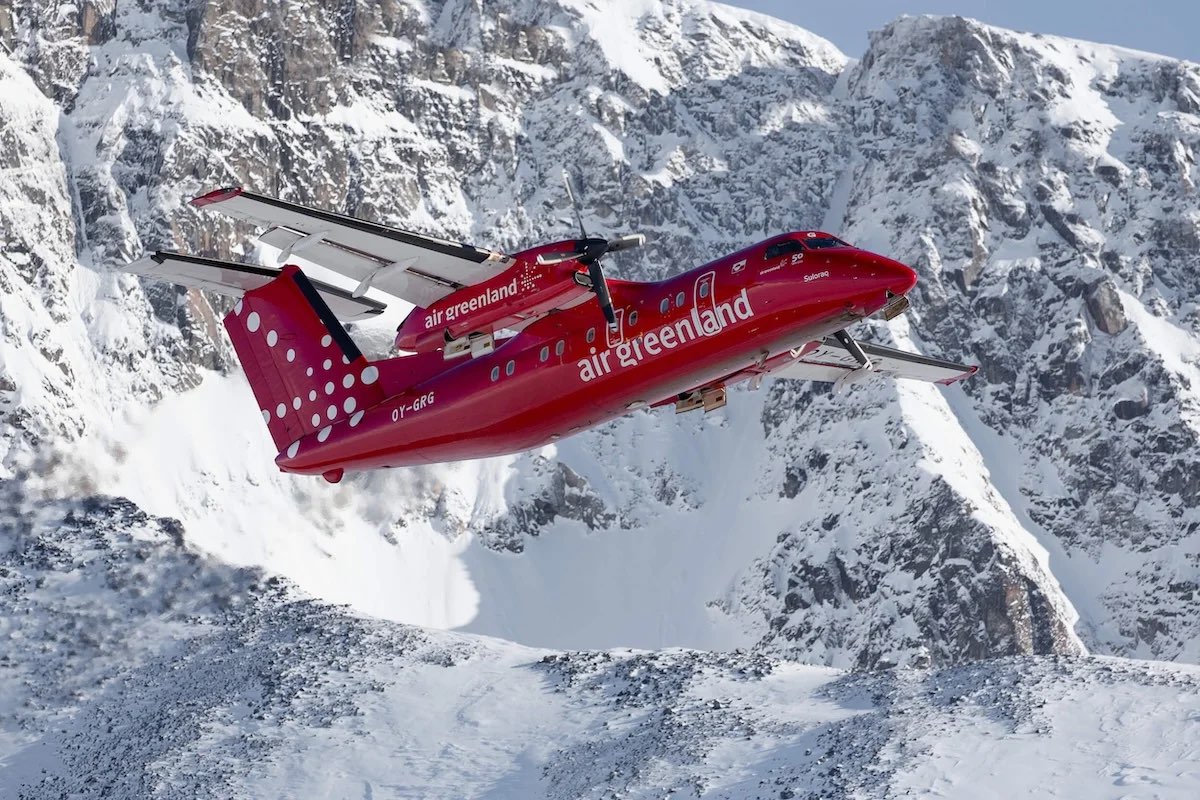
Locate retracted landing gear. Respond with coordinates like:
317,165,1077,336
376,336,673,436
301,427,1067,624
675,386,726,414
444,331,495,360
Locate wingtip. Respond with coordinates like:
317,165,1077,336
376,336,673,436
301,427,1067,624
191,187,244,207
937,364,979,386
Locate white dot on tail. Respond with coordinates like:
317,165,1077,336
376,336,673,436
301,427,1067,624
317,426,332,442
343,397,356,414
275,403,286,418
311,413,320,427
324,382,334,395
361,365,379,385
234,299,244,315
321,334,332,347
342,355,350,365
350,410,364,427
306,367,313,377
286,348,295,362
286,441,299,458
326,405,337,420
247,311,260,332
323,359,332,370
308,390,317,401
261,409,270,423
292,397,301,410
267,330,278,347
342,374,355,389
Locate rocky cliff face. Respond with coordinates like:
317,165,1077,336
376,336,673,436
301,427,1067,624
1,0,1197,673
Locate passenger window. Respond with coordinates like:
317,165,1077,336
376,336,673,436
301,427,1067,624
699,282,710,298
659,298,669,314
675,291,685,307
505,360,515,376
555,340,565,356
629,310,638,326
539,345,549,362
764,239,806,259
586,327,596,343
490,365,500,382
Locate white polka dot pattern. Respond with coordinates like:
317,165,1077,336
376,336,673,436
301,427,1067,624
222,267,389,461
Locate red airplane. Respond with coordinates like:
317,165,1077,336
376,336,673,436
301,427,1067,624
123,187,976,483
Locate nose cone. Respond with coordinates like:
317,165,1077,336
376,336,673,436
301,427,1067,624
884,258,918,296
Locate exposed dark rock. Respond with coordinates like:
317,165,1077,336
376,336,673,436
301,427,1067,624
1086,279,1128,334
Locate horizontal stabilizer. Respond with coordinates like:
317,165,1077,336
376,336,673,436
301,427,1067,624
122,252,386,322
775,337,977,386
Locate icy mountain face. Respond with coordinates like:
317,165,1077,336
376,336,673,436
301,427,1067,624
2,495,1198,798
0,0,1197,671
831,17,1200,662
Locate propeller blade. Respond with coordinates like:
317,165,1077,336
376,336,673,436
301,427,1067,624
606,233,646,253
562,170,588,239
588,259,617,327
536,250,580,265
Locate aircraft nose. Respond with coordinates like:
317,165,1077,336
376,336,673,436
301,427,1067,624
883,258,918,295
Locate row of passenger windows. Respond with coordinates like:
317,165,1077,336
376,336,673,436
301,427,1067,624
490,337,572,382
658,290,691,314
487,276,722,384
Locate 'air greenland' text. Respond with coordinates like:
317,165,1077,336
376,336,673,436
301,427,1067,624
577,288,754,382
424,278,519,328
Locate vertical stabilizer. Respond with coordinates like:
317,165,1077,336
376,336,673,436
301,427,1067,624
223,265,386,453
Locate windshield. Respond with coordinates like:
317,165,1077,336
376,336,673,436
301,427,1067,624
804,235,850,249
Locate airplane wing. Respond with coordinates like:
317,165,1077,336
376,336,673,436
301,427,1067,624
122,251,387,322
191,188,514,308
773,336,977,385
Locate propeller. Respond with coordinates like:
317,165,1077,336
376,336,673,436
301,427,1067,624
554,170,646,329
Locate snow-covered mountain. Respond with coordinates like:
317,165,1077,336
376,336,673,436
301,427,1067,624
2,0,1199,794
3,488,1198,797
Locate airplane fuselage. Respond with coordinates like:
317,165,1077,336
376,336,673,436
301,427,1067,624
275,234,917,476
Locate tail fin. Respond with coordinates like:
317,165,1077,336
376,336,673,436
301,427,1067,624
223,265,385,453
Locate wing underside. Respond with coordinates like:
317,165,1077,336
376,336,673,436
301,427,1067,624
191,188,513,307
774,337,977,385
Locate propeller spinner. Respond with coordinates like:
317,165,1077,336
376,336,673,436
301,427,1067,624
555,170,645,329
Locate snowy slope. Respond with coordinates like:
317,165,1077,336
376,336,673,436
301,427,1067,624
2,497,1197,798
1,0,1198,749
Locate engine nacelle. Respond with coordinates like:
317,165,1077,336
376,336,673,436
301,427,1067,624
395,241,593,354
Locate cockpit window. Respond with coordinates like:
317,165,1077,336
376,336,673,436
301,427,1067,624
804,235,850,249
764,239,805,259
